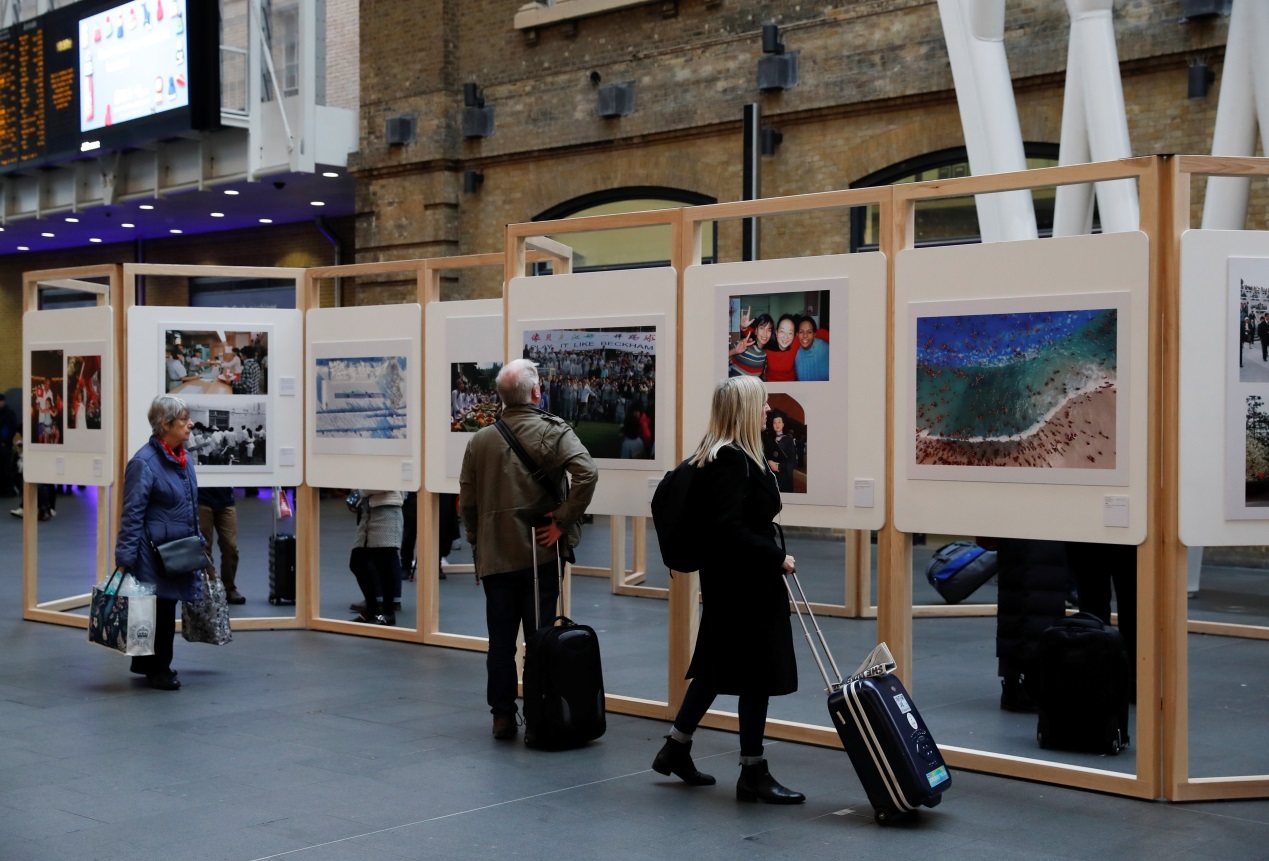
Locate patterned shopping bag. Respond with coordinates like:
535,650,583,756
88,570,157,656
181,570,233,645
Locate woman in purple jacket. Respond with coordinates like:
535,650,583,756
114,395,205,691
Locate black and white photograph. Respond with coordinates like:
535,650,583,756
186,397,268,470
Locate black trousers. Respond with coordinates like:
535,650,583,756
482,566,559,716
353,547,403,615
673,677,770,758
1067,541,1137,675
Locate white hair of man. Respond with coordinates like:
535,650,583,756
496,358,540,406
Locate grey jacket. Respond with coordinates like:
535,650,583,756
459,405,597,578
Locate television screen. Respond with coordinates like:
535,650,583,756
78,0,190,132
0,0,215,173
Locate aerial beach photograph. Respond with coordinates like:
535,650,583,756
913,306,1118,471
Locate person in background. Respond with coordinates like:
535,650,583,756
114,395,206,691
198,486,245,605
651,375,804,804
0,394,18,497
1065,541,1137,694
349,489,406,625
986,537,1070,711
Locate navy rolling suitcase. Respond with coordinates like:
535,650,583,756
522,530,606,749
786,574,951,824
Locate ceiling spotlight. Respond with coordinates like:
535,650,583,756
259,218,273,224
224,189,239,196
322,171,338,178
169,228,183,234
210,212,224,218
139,204,155,210
17,245,28,250
65,217,79,223
122,222,135,228
41,232,54,237
89,238,102,243
310,200,325,206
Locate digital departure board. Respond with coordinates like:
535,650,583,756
0,0,217,174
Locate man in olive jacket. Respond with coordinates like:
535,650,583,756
459,358,598,740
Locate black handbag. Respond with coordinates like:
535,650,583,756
149,533,211,579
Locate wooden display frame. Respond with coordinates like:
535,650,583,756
123,263,307,632
1164,155,1269,802
21,265,122,627
507,210,683,717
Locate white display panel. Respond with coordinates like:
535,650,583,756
1179,230,1269,546
127,306,304,488
508,268,677,517
683,254,887,530
894,232,1150,544
22,306,116,485
424,299,502,494
305,304,422,491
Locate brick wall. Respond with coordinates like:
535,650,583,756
324,0,360,111
352,0,1238,302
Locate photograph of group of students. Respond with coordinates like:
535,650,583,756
186,400,268,468
726,290,831,383
450,362,502,433
164,329,268,396
522,325,657,461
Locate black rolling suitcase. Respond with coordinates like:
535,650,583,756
268,534,296,606
1036,612,1130,755
522,529,606,749
786,574,951,824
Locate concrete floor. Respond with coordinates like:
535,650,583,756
4,488,1269,859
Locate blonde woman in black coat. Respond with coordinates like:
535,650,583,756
651,375,803,804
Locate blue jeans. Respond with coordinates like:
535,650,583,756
483,565,560,716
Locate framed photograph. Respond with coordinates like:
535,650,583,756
907,292,1130,487
127,306,303,488
1225,257,1269,519
27,347,65,448
426,301,503,491
723,283,834,383
521,321,659,468
23,307,115,484
163,328,269,396
311,340,411,456
450,361,502,432
185,395,268,472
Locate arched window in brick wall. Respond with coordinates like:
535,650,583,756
533,187,718,273
849,145,1081,251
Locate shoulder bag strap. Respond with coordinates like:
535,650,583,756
494,418,562,505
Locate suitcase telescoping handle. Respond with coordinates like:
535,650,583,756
784,571,845,694
529,517,564,630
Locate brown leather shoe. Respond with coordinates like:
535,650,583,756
225,590,246,605
492,714,518,740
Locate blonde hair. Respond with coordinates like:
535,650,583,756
688,376,767,469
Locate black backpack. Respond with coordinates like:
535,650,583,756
651,458,701,573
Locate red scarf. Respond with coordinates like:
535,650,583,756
160,439,187,468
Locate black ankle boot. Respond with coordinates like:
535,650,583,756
736,761,805,804
1000,675,1038,713
651,736,716,786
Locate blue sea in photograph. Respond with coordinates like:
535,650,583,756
916,308,1117,443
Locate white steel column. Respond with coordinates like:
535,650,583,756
1054,0,1139,235
1203,0,1263,229
937,0,1038,242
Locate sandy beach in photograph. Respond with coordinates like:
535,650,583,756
915,383,1116,468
